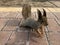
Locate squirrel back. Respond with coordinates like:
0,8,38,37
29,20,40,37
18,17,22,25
20,18,41,29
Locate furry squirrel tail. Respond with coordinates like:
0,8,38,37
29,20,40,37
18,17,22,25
22,4,31,19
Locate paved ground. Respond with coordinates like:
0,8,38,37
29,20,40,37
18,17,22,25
0,0,60,7
0,7,60,45
0,1,60,45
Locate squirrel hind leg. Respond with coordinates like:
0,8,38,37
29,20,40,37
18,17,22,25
35,28,44,37
34,29,41,37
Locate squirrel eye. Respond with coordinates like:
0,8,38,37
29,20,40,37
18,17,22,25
42,20,44,22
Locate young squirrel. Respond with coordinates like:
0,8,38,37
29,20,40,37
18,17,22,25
20,8,48,37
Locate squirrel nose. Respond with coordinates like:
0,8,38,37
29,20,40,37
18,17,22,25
46,23,48,26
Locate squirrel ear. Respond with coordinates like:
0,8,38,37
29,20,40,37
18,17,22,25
37,9,42,18
43,9,46,17
37,9,43,21
37,9,42,16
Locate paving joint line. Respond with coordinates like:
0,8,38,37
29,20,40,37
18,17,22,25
7,31,13,41
16,26,31,45
54,18,60,26
45,26,51,45
53,9,60,26
26,31,30,45
18,18,23,26
48,1,58,7
1,20,9,31
5,31,13,45
0,19,22,31
47,8,60,26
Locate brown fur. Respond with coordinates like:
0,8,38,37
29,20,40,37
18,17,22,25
22,4,31,19
36,9,48,37
42,9,48,26
21,6,48,37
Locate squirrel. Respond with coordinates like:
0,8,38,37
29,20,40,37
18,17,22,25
20,7,48,37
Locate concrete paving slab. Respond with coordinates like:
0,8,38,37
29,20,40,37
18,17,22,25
3,19,21,31
48,8,60,19
47,19,60,32
0,31,12,45
0,8,60,45
44,8,55,19
50,1,60,7
0,19,8,31
6,27,31,45
30,32,48,45
47,31,60,45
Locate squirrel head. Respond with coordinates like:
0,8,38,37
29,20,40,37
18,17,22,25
37,9,48,26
